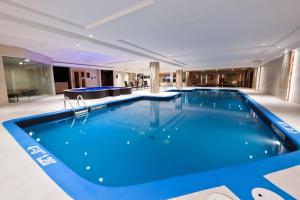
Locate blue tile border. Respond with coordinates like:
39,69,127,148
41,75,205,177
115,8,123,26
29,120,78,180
2,89,300,200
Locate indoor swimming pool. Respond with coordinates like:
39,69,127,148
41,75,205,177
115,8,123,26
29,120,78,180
3,89,300,199
22,90,293,185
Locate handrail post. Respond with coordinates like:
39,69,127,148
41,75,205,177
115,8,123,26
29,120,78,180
77,95,87,108
64,96,74,109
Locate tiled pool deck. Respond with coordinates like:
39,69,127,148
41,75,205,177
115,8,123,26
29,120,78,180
1,88,300,200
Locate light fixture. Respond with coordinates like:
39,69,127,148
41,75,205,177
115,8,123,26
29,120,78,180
88,34,94,38
19,62,23,65
260,43,267,46
24,59,30,62
75,44,81,47
278,46,281,49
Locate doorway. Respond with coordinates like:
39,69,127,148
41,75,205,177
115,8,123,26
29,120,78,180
101,70,113,86
53,66,71,94
73,71,86,88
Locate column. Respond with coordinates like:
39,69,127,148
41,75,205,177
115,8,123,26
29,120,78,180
279,51,295,101
49,64,56,95
169,72,173,86
184,71,189,87
98,69,102,86
289,49,300,104
176,69,183,89
0,56,9,105
150,62,160,93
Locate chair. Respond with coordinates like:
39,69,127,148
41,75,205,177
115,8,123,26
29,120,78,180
144,81,149,89
124,81,128,87
129,82,139,90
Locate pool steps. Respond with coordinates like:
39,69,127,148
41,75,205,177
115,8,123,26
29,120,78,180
74,109,88,117
64,95,89,118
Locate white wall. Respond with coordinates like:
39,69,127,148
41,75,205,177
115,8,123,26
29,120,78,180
69,67,100,88
258,57,283,98
258,49,300,105
85,69,100,87
289,50,300,104
113,71,129,87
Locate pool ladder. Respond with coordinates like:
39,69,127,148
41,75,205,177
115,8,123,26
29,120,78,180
64,95,89,117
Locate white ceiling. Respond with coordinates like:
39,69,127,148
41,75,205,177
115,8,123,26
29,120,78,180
0,0,300,72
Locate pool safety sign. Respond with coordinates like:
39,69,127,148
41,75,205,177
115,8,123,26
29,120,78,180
27,146,57,166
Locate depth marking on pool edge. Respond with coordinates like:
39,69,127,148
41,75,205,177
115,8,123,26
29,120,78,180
91,104,107,111
277,121,298,134
27,146,57,166
271,124,286,141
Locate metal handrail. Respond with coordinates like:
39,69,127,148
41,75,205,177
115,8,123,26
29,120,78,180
64,96,74,109
76,95,87,109
64,96,88,127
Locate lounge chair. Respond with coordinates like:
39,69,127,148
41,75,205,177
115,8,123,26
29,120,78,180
129,82,139,90
124,81,129,87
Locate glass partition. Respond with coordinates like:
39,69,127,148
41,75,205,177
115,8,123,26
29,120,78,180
3,56,52,103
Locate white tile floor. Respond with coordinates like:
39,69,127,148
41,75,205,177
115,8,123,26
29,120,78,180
0,88,300,200
170,186,240,200
265,165,300,199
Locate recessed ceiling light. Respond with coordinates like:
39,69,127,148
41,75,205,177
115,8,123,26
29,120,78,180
260,43,267,46
278,46,281,49
24,59,30,62
88,35,94,38
75,44,81,47
19,62,23,65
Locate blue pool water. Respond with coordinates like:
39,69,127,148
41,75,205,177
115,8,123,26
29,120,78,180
23,90,290,187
